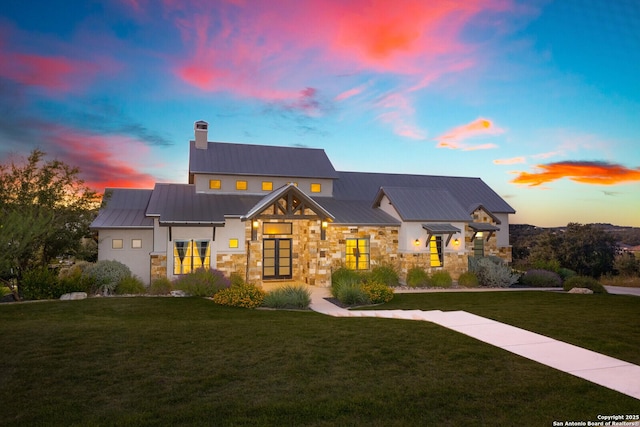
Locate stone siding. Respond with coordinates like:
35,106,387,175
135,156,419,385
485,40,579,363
150,253,167,282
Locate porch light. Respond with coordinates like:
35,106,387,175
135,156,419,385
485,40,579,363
321,220,328,240
453,238,460,246
414,239,420,246
251,220,259,241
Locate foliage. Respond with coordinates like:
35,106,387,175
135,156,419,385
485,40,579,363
115,276,146,295
563,276,607,294
335,282,369,306
369,265,400,287
20,268,59,300
470,257,520,288
263,285,311,309
600,274,640,288
430,271,453,288
83,260,132,296
361,282,394,304
58,262,94,294
558,268,577,282
0,286,11,299
532,259,561,273
213,283,265,308
457,272,479,288
0,150,100,291
331,267,363,298
614,253,640,277
173,268,231,297
229,272,246,286
520,269,562,288
148,277,173,295
406,267,430,288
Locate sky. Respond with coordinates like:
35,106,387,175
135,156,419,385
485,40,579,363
1,0,639,227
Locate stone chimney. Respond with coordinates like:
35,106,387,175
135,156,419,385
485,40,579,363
194,120,208,149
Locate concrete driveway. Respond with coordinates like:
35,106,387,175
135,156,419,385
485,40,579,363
605,286,640,296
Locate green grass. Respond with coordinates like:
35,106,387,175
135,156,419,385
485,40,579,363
365,291,640,365
0,296,638,426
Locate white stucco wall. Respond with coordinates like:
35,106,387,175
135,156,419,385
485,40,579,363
494,213,510,247
97,229,154,284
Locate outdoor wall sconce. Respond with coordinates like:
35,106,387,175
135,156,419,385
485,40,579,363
251,220,259,241
453,238,460,246
414,239,421,246
321,220,328,240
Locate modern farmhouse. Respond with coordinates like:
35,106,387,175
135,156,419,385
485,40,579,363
91,121,515,287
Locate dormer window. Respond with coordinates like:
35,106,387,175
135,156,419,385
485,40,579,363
209,179,221,190
236,180,247,191
311,183,321,193
262,181,273,191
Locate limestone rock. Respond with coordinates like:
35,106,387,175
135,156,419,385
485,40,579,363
60,292,88,301
170,290,187,297
568,287,593,294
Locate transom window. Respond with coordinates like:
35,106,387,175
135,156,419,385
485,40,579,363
346,238,370,270
174,240,210,275
429,236,443,267
209,179,221,190
263,222,293,235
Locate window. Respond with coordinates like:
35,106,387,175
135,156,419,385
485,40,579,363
173,240,210,275
229,238,239,248
263,222,293,235
131,239,142,249
310,183,321,193
262,181,273,191
112,239,123,249
345,238,370,270
209,179,221,190
429,236,443,267
236,180,247,190
474,233,484,257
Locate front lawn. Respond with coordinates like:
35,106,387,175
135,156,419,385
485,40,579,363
0,296,638,426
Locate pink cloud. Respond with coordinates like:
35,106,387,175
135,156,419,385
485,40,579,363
494,157,526,165
335,84,368,102
511,161,640,186
436,118,504,150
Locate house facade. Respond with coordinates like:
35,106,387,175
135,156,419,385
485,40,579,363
91,121,515,287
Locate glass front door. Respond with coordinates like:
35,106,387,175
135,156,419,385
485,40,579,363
263,238,292,279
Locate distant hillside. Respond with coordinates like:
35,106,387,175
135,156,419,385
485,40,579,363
510,223,640,247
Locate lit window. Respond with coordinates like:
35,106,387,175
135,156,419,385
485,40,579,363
345,238,369,270
112,239,123,249
263,222,293,235
229,238,239,248
262,181,273,191
209,179,221,190
429,236,443,267
173,240,210,275
131,239,142,249
236,180,247,190
310,183,321,193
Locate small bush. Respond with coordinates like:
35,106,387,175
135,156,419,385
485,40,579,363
406,268,430,288
148,277,173,295
20,267,80,300
457,271,479,288
430,271,453,288
471,257,520,288
563,276,607,294
520,269,562,288
58,262,94,294
361,282,394,304
213,283,265,308
263,285,311,309
369,265,400,287
229,272,245,286
0,286,11,298
335,282,369,306
331,267,363,298
116,276,146,295
173,268,231,297
83,260,132,295
558,268,577,282
532,259,561,273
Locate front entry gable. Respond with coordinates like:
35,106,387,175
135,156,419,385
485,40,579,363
241,183,335,221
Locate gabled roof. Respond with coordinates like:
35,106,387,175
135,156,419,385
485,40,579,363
373,187,471,222
242,183,334,221
334,171,516,214
313,198,400,226
91,188,154,229
189,141,339,179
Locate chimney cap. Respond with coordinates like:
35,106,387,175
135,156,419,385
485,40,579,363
195,120,208,130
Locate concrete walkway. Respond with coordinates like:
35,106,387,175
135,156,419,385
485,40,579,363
308,286,640,401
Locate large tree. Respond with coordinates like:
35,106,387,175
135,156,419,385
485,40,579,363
0,150,100,293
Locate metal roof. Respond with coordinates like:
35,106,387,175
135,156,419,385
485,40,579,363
91,188,154,229
242,183,335,221
422,223,462,233
313,198,400,226
189,141,339,179
373,187,471,222
334,171,516,214
469,222,500,231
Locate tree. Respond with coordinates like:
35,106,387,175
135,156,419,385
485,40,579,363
555,223,617,278
0,150,100,296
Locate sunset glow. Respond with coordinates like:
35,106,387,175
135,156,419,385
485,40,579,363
0,0,638,226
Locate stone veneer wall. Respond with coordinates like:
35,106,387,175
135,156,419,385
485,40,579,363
398,252,468,281
150,253,167,282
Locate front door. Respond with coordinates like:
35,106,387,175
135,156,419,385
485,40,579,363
263,238,292,279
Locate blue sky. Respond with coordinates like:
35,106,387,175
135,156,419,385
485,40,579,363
1,0,639,226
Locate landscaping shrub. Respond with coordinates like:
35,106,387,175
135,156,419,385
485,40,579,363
58,262,94,294
335,282,369,306
361,282,394,304
213,283,265,308
331,267,362,298
83,260,132,296
229,272,245,286
0,286,11,298
470,257,520,288
173,268,231,297
430,271,453,288
558,268,577,282
520,269,562,288
115,276,146,295
406,267,430,288
532,259,561,273
263,285,311,309
20,268,59,300
563,276,607,294
369,265,400,287
148,277,173,295
457,271,479,288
